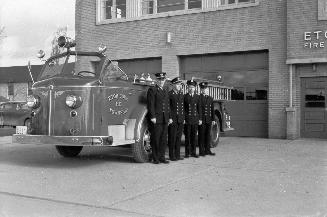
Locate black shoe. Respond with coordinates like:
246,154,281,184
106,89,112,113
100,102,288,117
199,153,206,157
170,158,177,161
185,155,189,158
191,154,199,158
153,160,160,164
176,157,184,160
207,151,216,156
159,159,170,164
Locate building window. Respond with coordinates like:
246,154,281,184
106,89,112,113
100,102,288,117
142,0,154,15
188,0,202,9
318,0,327,20
220,0,255,6
116,0,127,18
98,0,258,22
232,87,267,101
8,83,14,96
157,0,184,13
100,0,126,20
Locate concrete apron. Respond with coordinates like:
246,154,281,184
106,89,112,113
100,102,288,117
0,137,326,217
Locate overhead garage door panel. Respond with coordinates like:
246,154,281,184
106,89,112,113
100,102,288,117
118,58,162,76
180,50,268,138
181,51,268,74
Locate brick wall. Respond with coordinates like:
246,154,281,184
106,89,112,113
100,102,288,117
267,0,288,138
0,83,28,102
76,0,288,138
287,0,327,138
287,0,327,60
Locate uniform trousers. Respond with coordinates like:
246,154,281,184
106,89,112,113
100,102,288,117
168,122,183,159
184,124,198,156
150,122,168,162
198,123,212,154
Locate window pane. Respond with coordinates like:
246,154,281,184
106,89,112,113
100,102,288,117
305,89,325,101
246,87,267,100
142,0,154,15
231,87,245,100
238,0,255,3
305,102,325,107
158,0,185,13
104,0,113,19
188,0,202,9
116,0,126,18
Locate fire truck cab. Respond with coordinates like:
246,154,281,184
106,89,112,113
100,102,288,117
12,38,233,163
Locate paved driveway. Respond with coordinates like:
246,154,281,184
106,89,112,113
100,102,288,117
0,136,326,217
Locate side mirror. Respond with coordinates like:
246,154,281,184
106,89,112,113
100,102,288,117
36,50,45,59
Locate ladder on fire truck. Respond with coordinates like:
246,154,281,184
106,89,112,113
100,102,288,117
182,77,233,101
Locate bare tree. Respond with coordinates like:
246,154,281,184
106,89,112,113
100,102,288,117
0,26,6,42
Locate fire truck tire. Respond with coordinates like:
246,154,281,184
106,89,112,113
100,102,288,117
210,116,220,148
55,146,83,157
132,122,151,163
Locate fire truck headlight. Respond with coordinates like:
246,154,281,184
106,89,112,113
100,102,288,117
27,95,40,108
65,95,82,108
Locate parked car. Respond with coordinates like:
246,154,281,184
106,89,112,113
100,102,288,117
0,101,31,129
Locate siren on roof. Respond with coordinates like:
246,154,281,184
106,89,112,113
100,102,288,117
58,36,76,48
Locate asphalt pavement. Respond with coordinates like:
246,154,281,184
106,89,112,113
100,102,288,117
0,135,326,217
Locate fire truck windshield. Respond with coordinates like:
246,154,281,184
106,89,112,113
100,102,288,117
38,54,102,81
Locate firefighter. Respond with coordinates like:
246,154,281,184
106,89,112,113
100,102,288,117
168,77,185,161
198,82,216,156
184,79,202,158
147,72,172,164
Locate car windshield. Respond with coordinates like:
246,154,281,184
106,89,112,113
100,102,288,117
38,54,102,81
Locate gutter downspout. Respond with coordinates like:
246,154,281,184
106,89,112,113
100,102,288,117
286,64,297,139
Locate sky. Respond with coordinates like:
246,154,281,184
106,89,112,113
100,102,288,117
0,0,75,67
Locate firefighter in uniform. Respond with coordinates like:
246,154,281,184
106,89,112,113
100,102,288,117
184,80,202,158
198,82,216,156
168,77,184,161
147,72,172,164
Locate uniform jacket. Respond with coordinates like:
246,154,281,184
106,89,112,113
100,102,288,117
199,94,215,123
184,93,202,125
147,85,170,123
169,90,184,124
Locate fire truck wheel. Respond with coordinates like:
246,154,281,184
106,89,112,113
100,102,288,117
132,122,151,163
55,146,83,157
210,116,220,148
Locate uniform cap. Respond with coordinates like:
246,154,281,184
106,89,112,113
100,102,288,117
154,72,167,80
199,82,208,89
171,77,182,84
186,79,197,86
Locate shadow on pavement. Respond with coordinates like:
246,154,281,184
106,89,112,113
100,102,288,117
0,143,136,168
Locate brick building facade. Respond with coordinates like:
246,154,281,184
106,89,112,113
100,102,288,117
0,65,42,102
75,0,327,139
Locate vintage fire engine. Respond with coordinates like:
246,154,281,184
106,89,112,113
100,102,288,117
12,36,233,163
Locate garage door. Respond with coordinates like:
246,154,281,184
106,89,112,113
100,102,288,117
180,51,268,137
301,77,327,138
118,58,162,77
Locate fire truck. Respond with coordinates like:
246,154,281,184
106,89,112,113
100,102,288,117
12,36,233,163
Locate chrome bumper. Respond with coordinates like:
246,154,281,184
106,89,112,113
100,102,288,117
12,134,135,146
